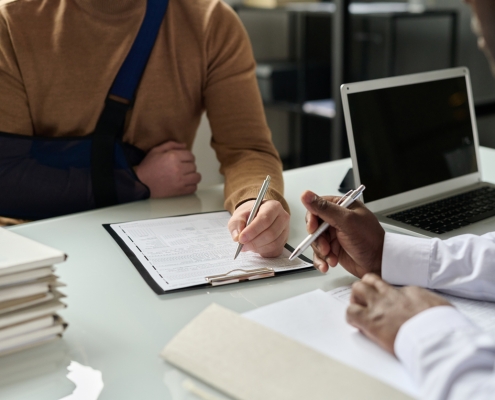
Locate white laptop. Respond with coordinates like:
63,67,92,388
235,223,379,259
341,67,495,238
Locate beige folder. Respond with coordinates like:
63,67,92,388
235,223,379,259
161,304,412,400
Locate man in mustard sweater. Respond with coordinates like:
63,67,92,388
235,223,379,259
0,0,290,257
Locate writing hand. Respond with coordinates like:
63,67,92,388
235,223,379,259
228,200,290,258
134,141,201,198
346,274,452,354
300,190,384,277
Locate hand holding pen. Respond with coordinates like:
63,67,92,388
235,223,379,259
229,176,290,259
233,176,271,259
296,186,385,277
289,185,365,261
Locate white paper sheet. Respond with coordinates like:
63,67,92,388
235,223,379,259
110,211,312,291
244,289,420,398
244,285,495,399
329,285,495,332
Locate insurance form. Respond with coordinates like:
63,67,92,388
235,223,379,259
107,211,313,293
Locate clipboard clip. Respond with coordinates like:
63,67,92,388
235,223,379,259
206,268,275,286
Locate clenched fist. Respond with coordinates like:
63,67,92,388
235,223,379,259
135,141,201,198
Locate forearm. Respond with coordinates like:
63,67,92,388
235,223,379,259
382,232,495,301
395,307,495,400
0,150,93,219
0,137,147,219
216,143,287,213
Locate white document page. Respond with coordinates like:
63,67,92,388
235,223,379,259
329,285,495,332
244,289,420,398
109,211,312,292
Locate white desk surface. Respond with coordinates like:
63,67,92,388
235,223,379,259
2,147,495,399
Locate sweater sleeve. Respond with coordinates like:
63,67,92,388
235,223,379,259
0,10,33,135
202,1,288,214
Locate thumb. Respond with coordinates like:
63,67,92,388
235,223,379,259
301,190,350,230
228,216,247,242
150,141,186,153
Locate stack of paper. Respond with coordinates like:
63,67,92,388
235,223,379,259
0,228,67,356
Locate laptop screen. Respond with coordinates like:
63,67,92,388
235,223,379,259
348,76,477,203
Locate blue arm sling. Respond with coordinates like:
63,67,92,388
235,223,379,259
0,0,169,220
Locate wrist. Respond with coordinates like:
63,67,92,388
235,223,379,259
373,229,385,276
235,198,256,210
394,306,473,361
382,233,431,286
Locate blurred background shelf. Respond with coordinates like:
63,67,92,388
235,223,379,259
236,1,460,168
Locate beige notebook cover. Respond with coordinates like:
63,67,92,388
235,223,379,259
161,304,412,400
0,267,54,288
0,289,64,316
0,228,66,276
0,316,66,354
0,299,66,329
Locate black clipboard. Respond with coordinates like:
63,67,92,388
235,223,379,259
103,211,314,294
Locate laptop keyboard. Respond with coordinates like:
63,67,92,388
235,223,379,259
387,186,495,234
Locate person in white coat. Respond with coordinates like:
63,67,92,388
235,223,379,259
301,2,495,397
301,189,495,399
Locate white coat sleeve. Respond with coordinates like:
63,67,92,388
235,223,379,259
381,232,495,399
394,306,495,400
382,232,495,301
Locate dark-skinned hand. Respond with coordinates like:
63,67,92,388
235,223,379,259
301,190,385,278
346,274,452,354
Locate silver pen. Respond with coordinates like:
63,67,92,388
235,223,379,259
234,175,272,260
288,185,366,261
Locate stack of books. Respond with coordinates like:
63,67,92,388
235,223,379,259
0,228,67,356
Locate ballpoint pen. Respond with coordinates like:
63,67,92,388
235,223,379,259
233,175,272,260
288,185,366,261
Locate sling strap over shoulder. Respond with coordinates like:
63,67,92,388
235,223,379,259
91,0,170,208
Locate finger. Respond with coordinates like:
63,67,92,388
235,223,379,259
301,190,356,231
325,240,339,267
179,162,198,175
350,280,379,307
246,214,289,255
150,141,186,153
346,303,367,329
238,203,279,244
250,225,290,258
315,227,340,268
330,238,341,258
178,184,198,196
174,150,196,163
329,231,341,265
311,234,331,259
305,211,320,234
182,172,201,186
228,204,253,241
313,252,329,273
361,273,390,294
311,236,340,269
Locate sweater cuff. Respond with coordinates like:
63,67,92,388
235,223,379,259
224,186,290,215
382,232,431,287
395,306,475,372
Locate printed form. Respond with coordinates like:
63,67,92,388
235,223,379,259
109,211,312,292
